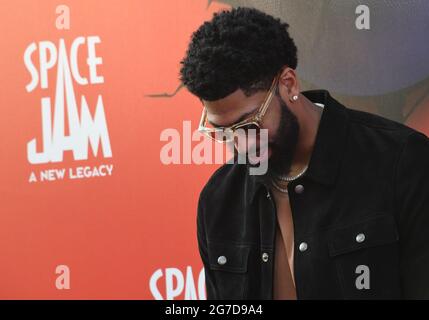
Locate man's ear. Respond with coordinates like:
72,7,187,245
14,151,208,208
279,67,300,102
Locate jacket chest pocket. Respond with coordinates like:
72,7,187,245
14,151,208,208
207,241,250,300
328,214,401,299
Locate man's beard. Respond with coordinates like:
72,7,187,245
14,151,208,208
243,95,300,183
266,96,300,177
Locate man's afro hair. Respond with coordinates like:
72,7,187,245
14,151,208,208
179,7,298,101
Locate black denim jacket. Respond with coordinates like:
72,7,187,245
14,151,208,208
196,90,429,299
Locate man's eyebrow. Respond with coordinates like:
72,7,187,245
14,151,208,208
208,110,255,128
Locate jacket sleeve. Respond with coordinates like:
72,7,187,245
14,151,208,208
396,131,429,299
197,189,218,300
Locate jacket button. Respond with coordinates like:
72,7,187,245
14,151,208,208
298,242,308,252
295,184,305,194
356,233,366,243
217,256,227,265
262,252,269,262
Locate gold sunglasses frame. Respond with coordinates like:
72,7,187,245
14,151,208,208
198,73,281,143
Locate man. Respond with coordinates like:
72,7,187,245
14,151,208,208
179,7,429,299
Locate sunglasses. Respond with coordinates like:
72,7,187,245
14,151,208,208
198,73,280,143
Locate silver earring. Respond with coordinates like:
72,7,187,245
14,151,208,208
290,95,298,102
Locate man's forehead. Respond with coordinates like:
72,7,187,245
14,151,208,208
202,89,268,128
202,89,265,115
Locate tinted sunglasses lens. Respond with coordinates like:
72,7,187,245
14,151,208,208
235,123,261,136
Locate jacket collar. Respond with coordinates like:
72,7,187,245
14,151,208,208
246,89,350,201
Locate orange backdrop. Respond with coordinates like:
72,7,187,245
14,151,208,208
0,0,230,299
